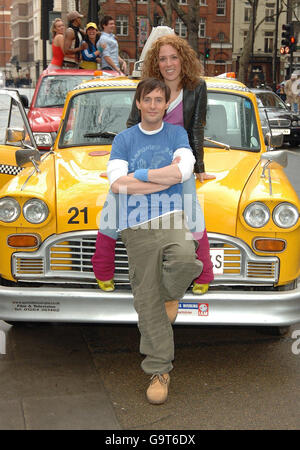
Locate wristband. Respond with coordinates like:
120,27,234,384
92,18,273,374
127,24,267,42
134,168,149,182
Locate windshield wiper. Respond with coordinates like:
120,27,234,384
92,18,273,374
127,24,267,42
38,104,65,108
204,137,230,150
83,131,117,138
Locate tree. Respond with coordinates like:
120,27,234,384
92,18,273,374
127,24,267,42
152,0,200,55
237,0,259,84
237,0,300,84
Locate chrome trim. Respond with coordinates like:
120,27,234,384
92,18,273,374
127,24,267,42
269,119,291,127
11,231,279,285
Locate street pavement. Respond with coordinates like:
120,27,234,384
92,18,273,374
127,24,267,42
0,322,121,430
1,321,300,431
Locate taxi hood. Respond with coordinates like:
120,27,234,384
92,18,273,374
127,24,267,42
198,148,261,236
55,147,111,233
54,146,262,236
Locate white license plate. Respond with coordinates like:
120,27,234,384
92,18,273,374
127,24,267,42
272,128,290,135
210,249,224,274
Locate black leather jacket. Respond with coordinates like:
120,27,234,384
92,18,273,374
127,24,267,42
126,79,207,173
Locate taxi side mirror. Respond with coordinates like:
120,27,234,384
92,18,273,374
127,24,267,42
260,149,288,178
15,148,41,168
261,150,288,168
6,127,25,144
265,132,284,148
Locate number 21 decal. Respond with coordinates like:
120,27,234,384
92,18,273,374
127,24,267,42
67,206,88,224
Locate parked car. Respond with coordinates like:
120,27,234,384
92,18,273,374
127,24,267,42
251,87,300,147
25,68,117,151
0,76,300,335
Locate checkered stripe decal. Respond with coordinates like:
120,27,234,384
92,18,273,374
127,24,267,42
74,79,137,90
0,164,24,176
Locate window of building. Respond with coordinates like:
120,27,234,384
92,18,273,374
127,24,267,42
217,0,226,15
218,32,225,42
294,5,300,20
265,3,275,22
264,31,274,53
175,18,187,38
116,15,128,36
199,1,207,5
242,30,248,47
244,6,251,22
198,17,206,38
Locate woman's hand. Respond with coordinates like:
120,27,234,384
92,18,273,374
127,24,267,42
195,172,216,183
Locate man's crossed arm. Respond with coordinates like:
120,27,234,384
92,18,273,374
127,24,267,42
108,148,195,195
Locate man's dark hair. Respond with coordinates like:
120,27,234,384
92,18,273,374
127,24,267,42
136,78,171,103
100,15,114,30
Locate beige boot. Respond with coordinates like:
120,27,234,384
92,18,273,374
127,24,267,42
146,373,170,405
165,300,179,323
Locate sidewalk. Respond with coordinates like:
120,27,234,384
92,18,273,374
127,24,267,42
0,322,121,430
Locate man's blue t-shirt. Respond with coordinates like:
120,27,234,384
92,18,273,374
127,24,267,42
109,122,192,230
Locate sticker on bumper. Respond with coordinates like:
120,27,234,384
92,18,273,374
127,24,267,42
178,302,209,316
12,301,60,313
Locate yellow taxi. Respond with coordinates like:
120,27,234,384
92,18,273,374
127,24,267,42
0,76,300,334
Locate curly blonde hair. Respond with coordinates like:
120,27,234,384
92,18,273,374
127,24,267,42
142,34,204,90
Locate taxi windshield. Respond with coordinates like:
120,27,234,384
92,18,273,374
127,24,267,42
205,92,260,151
58,89,135,147
35,75,94,108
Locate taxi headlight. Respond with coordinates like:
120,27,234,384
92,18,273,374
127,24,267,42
23,199,49,224
273,203,299,228
33,132,53,146
243,202,270,228
0,197,21,223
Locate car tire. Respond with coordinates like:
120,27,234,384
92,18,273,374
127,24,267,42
258,325,290,337
289,139,300,147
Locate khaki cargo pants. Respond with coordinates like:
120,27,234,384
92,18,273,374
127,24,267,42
121,211,203,375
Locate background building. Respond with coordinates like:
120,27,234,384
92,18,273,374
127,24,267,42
0,0,12,80
6,1,300,86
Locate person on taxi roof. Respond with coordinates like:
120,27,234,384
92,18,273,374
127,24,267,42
63,10,86,69
80,22,106,70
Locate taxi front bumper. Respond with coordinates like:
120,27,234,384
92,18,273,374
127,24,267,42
0,284,300,326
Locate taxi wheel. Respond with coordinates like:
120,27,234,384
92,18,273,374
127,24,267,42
258,325,290,337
